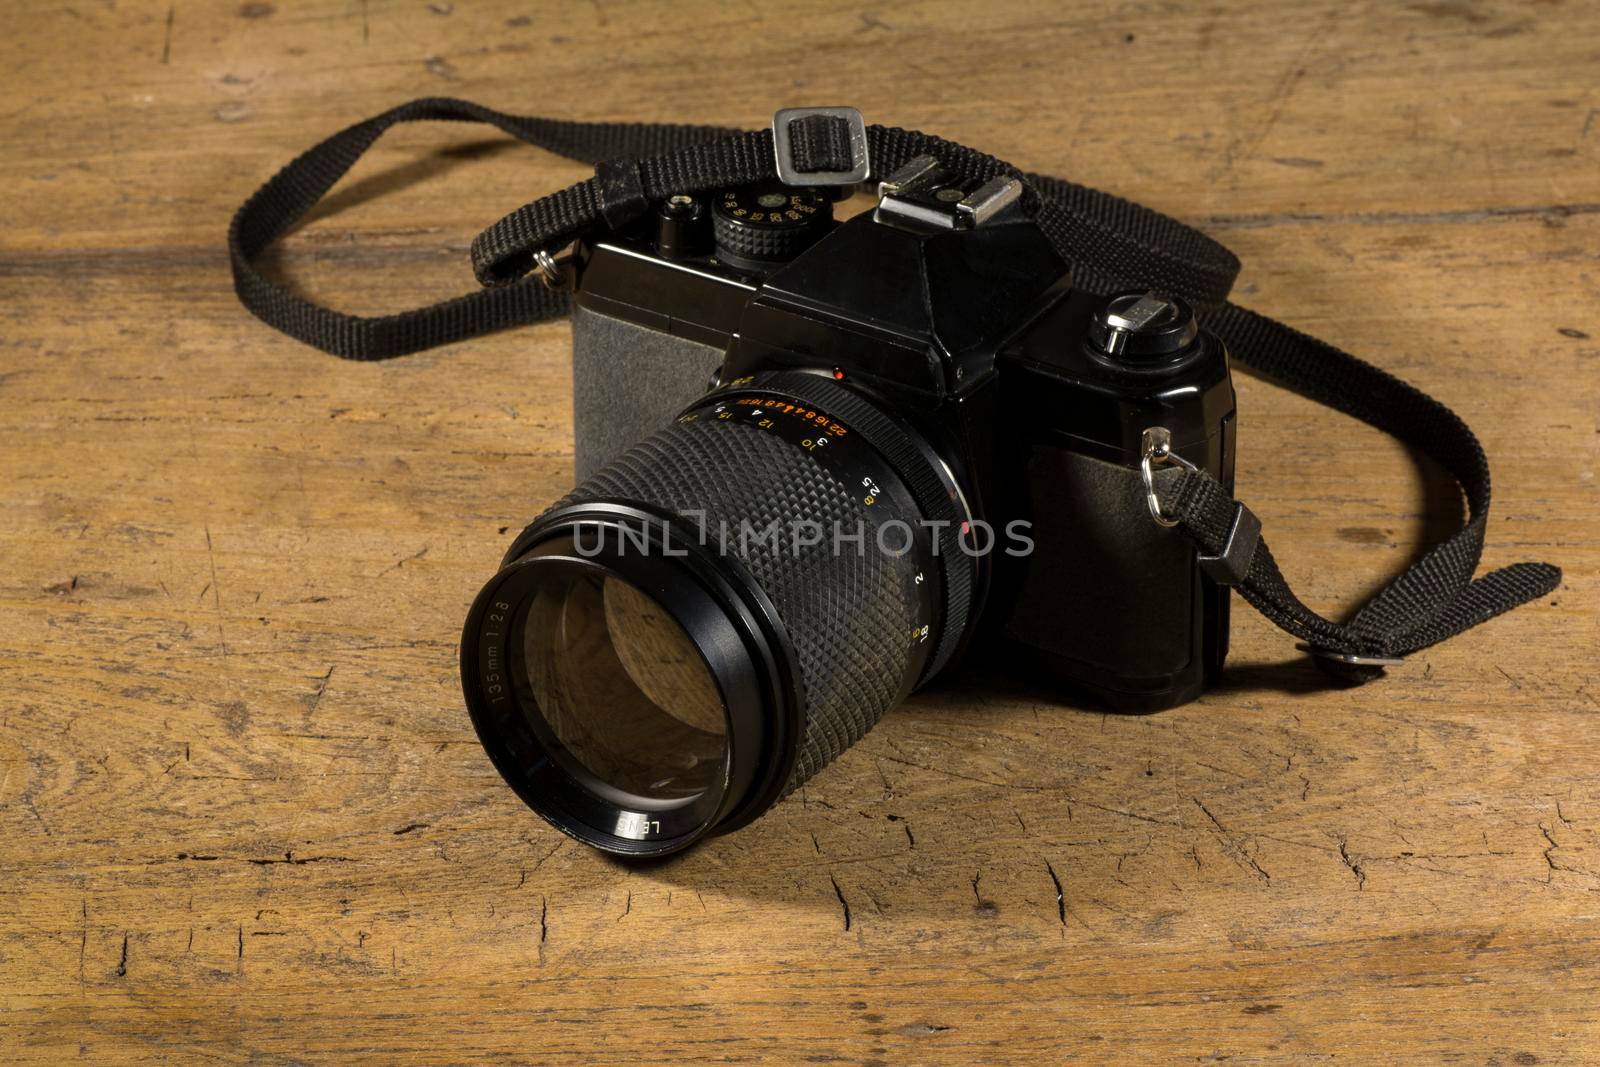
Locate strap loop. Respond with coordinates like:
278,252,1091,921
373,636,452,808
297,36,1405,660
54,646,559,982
1196,503,1261,587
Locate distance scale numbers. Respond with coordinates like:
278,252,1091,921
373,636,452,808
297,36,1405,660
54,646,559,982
678,393,865,490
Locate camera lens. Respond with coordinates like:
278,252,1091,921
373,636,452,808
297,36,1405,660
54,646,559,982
462,372,975,855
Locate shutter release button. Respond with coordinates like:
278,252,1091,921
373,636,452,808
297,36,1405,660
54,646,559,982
1089,290,1200,361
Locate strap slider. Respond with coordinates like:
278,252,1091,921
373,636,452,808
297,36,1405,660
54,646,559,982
1197,501,1261,586
1295,643,1406,668
772,107,871,186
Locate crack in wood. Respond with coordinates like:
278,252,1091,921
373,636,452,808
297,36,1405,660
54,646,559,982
829,874,851,932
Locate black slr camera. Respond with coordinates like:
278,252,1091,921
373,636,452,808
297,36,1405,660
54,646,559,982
462,155,1236,856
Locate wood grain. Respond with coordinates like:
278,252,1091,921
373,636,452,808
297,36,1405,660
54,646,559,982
1,1,1597,1062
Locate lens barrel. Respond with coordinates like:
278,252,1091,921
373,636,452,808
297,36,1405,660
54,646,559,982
461,372,973,855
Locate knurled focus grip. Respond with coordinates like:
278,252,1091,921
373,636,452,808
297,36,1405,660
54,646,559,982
553,388,946,794
750,372,972,683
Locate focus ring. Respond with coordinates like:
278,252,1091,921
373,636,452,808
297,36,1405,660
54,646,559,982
739,372,974,684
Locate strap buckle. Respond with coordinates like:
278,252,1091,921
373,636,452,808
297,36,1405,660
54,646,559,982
772,106,871,186
1295,643,1406,667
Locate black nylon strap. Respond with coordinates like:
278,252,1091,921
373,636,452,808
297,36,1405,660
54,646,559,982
594,158,650,230
228,96,740,359
467,123,1243,302
228,98,1560,676
785,113,856,172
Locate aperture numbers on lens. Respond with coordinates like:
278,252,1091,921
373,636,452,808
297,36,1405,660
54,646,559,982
679,394,856,465
729,396,850,438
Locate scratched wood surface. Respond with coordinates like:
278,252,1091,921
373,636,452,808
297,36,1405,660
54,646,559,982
2,1,1598,1063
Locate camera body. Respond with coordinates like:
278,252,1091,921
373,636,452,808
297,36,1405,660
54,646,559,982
566,161,1236,712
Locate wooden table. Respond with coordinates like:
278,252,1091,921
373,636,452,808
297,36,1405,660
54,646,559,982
3,1,1596,1062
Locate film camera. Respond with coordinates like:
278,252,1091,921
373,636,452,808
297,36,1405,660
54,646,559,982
461,152,1235,856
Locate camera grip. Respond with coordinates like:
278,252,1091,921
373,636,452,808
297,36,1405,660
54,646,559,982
999,445,1216,711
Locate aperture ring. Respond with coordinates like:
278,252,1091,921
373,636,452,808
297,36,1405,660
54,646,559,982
716,371,974,685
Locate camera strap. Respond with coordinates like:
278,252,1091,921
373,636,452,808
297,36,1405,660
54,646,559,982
229,97,1560,681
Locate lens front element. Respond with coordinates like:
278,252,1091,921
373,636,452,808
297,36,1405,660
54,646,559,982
514,570,726,803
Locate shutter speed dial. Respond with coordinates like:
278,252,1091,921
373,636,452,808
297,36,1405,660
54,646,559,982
712,185,832,271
